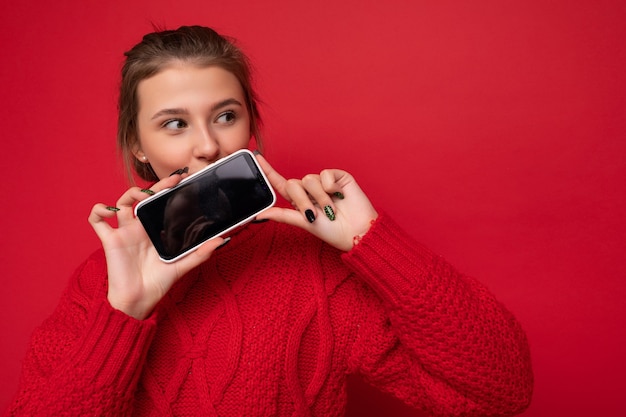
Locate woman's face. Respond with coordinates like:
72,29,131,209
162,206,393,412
134,64,251,179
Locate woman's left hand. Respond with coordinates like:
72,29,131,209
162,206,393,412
255,154,378,251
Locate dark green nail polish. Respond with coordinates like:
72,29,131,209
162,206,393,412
333,192,345,199
106,206,120,212
169,166,189,176
324,205,335,221
140,189,155,195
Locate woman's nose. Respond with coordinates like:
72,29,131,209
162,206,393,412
193,127,220,162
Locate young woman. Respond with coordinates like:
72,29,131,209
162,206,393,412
5,26,533,416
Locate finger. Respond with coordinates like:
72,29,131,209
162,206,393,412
285,178,319,223
320,169,352,193
255,206,310,229
173,236,225,276
115,175,183,225
113,188,142,221
254,154,290,201
88,203,119,240
301,174,337,221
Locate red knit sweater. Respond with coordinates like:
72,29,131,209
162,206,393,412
5,214,533,416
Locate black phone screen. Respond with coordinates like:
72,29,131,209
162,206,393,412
136,151,275,261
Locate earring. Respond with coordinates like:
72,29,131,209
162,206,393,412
142,156,148,162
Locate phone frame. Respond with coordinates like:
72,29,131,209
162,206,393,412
134,149,276,263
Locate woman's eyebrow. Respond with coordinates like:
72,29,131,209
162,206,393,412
150,99,243,120
211,98,243,111
151,108,189,120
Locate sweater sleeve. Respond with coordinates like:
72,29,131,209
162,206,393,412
4,250,157,417
342,213,533,417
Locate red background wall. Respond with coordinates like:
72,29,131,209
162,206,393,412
1,1,624,415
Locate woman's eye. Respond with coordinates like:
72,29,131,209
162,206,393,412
216,111,236,124
163,119,187,130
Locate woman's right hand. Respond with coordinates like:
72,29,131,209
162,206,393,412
88,174,226,320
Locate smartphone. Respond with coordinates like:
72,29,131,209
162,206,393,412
135,149,276,263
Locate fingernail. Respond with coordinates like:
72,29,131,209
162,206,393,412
333,192,345,200
140,189,155,195
251,218,269,224
169,166,189,176
324,205,336,221
106,206,120,212
217,236,231,249
305,209,316,223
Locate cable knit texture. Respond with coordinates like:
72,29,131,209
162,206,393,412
5,213,533,416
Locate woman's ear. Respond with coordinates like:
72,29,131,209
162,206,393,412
132,147,149,163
